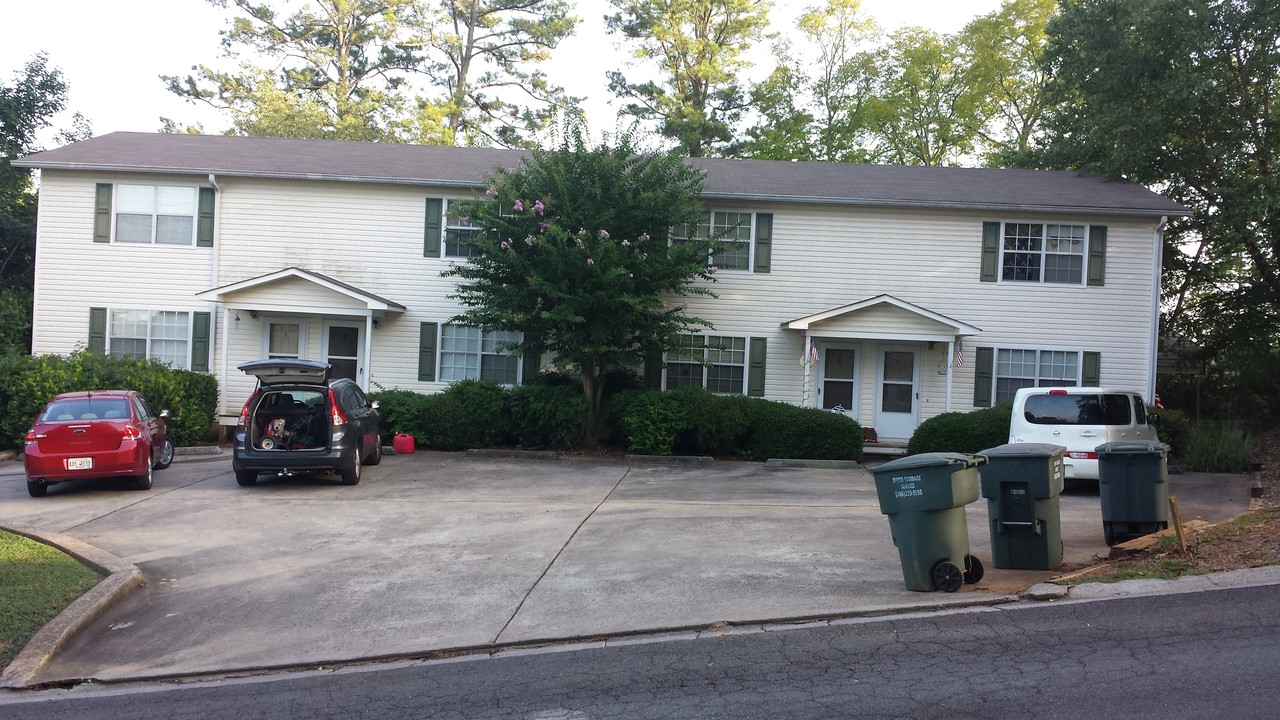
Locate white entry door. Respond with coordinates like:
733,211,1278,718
818,344,859,420
323,321,364,384
875,346,920,440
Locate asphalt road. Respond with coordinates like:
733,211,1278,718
3,584,1277,719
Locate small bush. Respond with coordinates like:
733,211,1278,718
369,388,434,442
505,382,589,449
1151,406,1191,459
621,392,688,455
743,400,862,460
1182,421,1252,473
907,405,1013,455
670,387,753,456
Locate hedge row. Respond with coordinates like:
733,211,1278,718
0,351,219,449
373,381,864,461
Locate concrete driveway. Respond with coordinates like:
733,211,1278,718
0,452,1256,684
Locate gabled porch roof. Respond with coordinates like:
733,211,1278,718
782,294,982,342
195,267,406,316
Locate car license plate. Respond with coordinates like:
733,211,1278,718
66,457,93,470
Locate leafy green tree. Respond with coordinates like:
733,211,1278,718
443,127,715,442
1039,0,1280,356
798,0,879,163
419,0,578,147
862,27,988,166
2,54,91,355
164,0,439,143
736,50,815,160
962,0,1056,165
606,0,772,157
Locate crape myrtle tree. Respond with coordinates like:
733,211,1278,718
443,127,717,443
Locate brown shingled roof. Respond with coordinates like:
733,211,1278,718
15,132,1188,217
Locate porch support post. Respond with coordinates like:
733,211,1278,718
945,339,955,412
363,313,375,392
803,332,813,408
220,307,232,419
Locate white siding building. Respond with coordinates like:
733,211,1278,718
16,133,1187,442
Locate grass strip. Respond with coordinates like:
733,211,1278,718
0,530,103,669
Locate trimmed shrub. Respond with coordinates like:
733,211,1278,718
1150,406,1191,459
742,400,862,461
369,388,434,443
621,392,688,456
505,382,589,449
669,387,753,456
907,405,1013,455
0,351,218,449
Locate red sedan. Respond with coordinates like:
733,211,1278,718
23,390,174,497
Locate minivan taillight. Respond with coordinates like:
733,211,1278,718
237,390,259,426
329,389,347,426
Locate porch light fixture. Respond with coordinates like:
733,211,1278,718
249,310,258,320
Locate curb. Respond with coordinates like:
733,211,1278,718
624,455,714,465
465,449,560,461
765,458,862,470
0,525,143,690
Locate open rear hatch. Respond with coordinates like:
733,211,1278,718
238,359,331,386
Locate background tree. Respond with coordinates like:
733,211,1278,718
1,54,91,355
419,0,577,147
444,127,715,441
1039,0,1280,362
606,0,772,157
164,0,441,143
962,0,1056,166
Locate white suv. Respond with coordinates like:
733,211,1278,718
1007,387,1157,480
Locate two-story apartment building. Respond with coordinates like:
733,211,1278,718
15,132,1187,441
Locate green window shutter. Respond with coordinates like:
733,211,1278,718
753,213,773,273
94,184,112,243
980,222,1000,282
190,312,211,372
197,187,216,247
522,343,541,385
1087,226,1107,286
418,322,438,381
973,346,994,407
424,198,443,258
89,307,107,355
747,337,767,397
644,352,663,390
1082,351,1101,386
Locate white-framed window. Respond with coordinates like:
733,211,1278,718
665,334,748,394
439,324,522,385
672,210,754,271
266,320,305,360
995,348,1080,406
114,184,198,245
444,199,482,258
1000,222,1087,284
108,309,191,369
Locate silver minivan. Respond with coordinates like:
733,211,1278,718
1007,387,1158,480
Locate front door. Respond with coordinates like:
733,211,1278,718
875,346,920,440
323,321,364,384
818,344,859,420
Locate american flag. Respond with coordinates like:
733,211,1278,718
955,340,964,367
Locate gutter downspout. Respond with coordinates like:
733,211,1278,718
1148,216,1168,403
208,173,228,421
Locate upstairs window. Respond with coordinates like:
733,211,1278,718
444,200,482,258
115,185,198,245
1001,223,1087,284
672,210,754,271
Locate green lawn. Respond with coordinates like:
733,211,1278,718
0,530,103,669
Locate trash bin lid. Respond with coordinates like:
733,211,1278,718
871,452,977,473
1096,441,1168,456
977,443,1066,460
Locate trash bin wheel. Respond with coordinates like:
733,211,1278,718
963,555,984,585
931,560,964,593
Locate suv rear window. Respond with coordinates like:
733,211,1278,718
1023,393,1133,426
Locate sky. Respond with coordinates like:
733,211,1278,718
2,0,1005,148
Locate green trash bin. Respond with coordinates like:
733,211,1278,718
1097,441,1170,545
870,452,985,593
976,443,1065,570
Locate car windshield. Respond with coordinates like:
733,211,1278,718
1023,393,1133,426
42,398,131,422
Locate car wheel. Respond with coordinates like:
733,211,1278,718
235,469,258,486
154,438,175,470
27,480,48,498
365,437,383,466
340,453,361,485
133,462,154,491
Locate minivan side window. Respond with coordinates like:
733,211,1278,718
1101,394,1132,425
1132,396,1148,425
1023,393,1133,425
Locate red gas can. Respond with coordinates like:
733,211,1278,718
392,433,416,455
